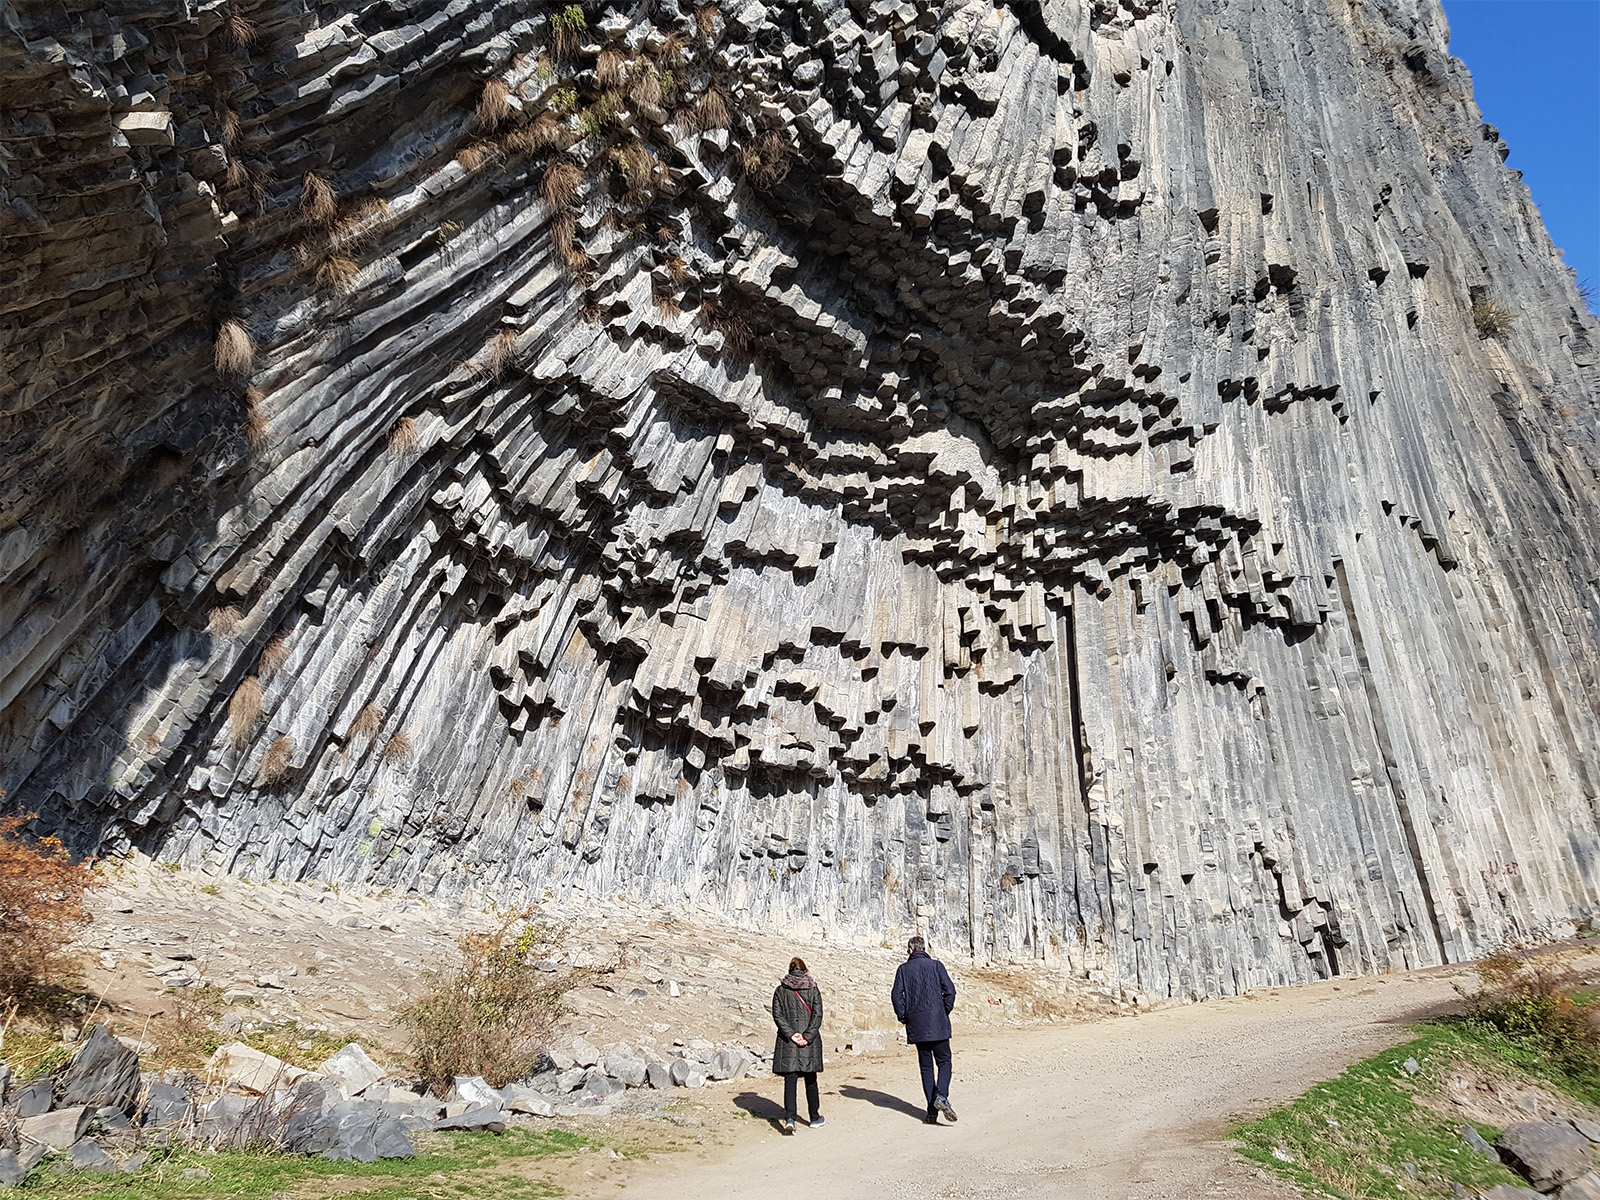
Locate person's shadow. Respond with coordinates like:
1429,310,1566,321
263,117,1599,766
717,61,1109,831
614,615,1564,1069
839,1084,928,1121
733,1090,790,1132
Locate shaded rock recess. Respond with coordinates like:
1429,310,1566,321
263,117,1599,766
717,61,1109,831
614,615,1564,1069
4,0,1600,999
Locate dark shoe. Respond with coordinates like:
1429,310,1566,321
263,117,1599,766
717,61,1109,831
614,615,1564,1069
781,1119,795,1135
936,1096,958,1122
924,1108,940,1124
809,1115,826,1128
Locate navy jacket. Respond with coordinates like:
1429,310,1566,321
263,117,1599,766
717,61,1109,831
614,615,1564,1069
891,951,956,1043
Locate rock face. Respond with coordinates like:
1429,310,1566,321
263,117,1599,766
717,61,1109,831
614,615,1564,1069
3,0,1599,998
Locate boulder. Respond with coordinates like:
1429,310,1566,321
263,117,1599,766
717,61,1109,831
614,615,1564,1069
432,1105,507,1133
501,1084,555,1117
1560,1173,1600,1200
1463,1124,1501,1162
449,1076,504,1108
66,1139,117,1173
141,1079,191,1127
19,1106,91,1150
569,1037,600,1068
579,1067,623,1099
15,1144,46,1174
1575,1120,1600,1145
59,1026,141,1111
1499,1121,1596,1191
207,1043,309,1095
556,1067,586,1093
1483,1188,1545,1200
12,1078,52,1118
668,1057,692,1087
602,1051,646,1088
195,1095,252,1145
0,1149,23,1189
318,1044,385,1096
646,1062,673,1090
0,1062,10,1105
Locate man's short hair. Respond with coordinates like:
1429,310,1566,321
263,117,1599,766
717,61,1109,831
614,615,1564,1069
907,936,926,955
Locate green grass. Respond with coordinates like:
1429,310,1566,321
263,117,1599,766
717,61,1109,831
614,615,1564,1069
1234,1018,1598,1200
15,1127,585,1199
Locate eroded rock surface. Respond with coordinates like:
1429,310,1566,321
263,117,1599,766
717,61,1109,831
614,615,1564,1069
4,0,1599,998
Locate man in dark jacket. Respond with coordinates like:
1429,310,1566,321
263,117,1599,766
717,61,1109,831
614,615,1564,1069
890,936,957,1124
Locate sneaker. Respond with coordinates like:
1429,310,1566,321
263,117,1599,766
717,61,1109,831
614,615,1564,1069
809,1115,826,1128
924,1108,940,1125
781,1119,795,1135
936,1096,958,1123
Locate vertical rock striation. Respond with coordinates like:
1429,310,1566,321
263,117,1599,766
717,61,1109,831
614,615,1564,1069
3,0,1599,997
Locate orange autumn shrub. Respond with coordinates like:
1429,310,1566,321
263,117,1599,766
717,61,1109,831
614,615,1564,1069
0,812,99,999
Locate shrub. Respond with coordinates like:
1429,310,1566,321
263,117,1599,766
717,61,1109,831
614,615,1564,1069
228,676,264,747
488,329,520,379
207,604,244,636
258,631,290,677
595,48,626,89
226,9,257,48
695,4,720,41
629,66,663,111
541,160,584,210
315,253,360,292
244,386,269,448
214,319,255,378
1472,295,1515,339
0,812,100,1001
401,914,584,1094
1462,947,1599,1077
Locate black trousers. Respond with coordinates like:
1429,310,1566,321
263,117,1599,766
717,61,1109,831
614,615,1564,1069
914,1039,952,1109
783,1071,820,1122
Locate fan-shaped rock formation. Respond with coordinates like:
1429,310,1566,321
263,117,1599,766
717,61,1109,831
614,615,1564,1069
3,0,1599,997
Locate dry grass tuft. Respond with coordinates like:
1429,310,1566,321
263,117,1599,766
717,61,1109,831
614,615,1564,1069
226,9,258,48
207,605,244,636
244,385,269,449
220,108,241,144
477,78,514,127
228,676,264,748
654,291,682,317
659,32,687,67
456,143,488,171
381,731,413,764
258,630,290,677
541,159,584,210
664,253,691,284
224,157,249,189
549,4,586,60
614,142,659,203
300,172,337,225
741,130,792,189
596,48,626,89
348,702,385,741
488,328,520,380
1472,295,1515,340
315,253,361,292
700,301,751,353
388,415,420,456
696,89,730,131
629,66,663,111
695,4,720,41
215,319,255,378
258,735,294,786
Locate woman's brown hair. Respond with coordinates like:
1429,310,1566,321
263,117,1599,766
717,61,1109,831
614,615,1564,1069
789,956,807,973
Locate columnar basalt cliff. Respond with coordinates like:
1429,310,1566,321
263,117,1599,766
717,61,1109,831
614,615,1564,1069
4,0,1599,997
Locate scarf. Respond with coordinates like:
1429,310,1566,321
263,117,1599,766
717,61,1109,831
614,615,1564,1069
781,971,816,991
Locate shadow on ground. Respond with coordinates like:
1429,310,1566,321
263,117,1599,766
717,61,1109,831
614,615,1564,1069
838,1084,927,1120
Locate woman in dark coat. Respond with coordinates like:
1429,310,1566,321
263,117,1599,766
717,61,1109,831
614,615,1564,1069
771,956,824,1133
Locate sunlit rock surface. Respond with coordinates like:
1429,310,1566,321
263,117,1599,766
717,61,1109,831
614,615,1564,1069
4,0,1599,997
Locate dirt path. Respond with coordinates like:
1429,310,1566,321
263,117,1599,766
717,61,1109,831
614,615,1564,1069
605,968,1475,1200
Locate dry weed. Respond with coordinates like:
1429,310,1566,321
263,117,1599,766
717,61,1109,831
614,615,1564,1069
541,159,584,210
388,416,420,456
258,736,294,786
0,813,100,1001
226,9,257,48
207,605,244,637
315,253,360,292
696,89,730,131
300,172,336,225
695,4,720,41
488,329,520,379
596,49,626,89
477,78,514,127
228,676,264,748
214,319,255,378
258,631,290,677
381,731,413,763
244,386,269,448
348,703,385,741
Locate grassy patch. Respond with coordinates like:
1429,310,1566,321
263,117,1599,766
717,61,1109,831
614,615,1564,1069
1235,1019,1595,1199
16,1127,586,1199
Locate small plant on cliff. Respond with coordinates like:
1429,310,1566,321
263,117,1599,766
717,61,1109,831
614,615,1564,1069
1472,295,1515,339
402,913,586,1094
228,676,264,748
347,702,385,742
381,730,413,764
299,172,337,225
549,5,586,60
0,810,100,1002
476,78,514,127
388,415,420,456
258,735,295,787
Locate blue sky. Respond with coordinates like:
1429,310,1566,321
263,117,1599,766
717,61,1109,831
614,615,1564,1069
1444,0,1600,300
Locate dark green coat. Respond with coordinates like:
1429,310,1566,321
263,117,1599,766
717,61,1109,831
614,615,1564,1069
771,981,823,1075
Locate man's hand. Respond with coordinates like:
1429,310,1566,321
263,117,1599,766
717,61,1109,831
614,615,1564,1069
791,1033,807,1045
